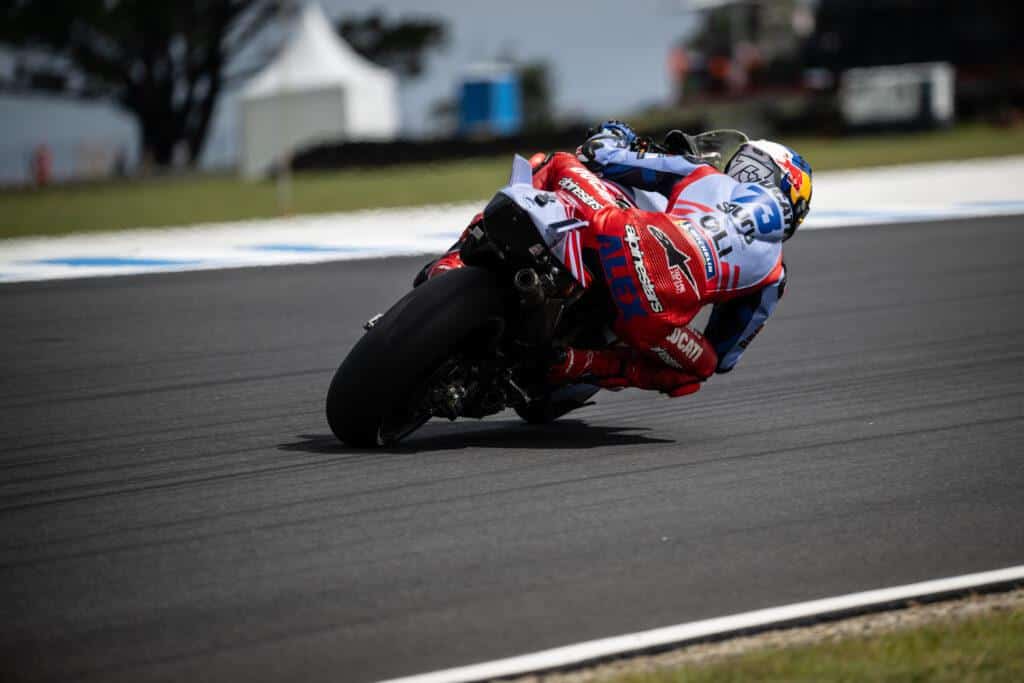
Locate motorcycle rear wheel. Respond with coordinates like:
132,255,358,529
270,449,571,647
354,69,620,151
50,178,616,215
326,267,507,447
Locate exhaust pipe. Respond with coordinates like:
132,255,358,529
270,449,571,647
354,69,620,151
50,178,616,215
514,268,545,306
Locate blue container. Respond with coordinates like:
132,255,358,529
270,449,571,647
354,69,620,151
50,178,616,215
458,70,522,137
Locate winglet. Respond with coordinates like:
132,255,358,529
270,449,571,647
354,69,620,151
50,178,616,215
509,154,533,186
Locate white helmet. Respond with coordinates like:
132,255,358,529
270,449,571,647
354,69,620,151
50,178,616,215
726,140,813,240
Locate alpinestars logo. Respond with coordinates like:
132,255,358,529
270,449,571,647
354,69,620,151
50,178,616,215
648,225,697,293
558,177,604,211
624,225,663,313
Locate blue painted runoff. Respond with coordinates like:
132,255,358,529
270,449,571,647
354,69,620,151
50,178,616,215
28,257,201,267
248,244,376,253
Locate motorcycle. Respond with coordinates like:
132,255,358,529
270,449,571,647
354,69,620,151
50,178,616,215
325,130,748,447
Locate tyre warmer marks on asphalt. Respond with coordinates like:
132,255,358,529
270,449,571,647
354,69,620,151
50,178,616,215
379,564,1024,683
2,156,1024,284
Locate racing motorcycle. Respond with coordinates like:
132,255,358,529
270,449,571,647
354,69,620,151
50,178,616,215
325,130,748,447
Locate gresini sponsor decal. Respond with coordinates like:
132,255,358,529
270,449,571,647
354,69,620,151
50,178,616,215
624,225,663,313
558,177,604,211
648,225,697,294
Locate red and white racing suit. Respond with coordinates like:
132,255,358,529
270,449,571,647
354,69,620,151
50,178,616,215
418,151,787,396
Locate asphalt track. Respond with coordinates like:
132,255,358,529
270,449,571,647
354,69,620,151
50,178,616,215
1,215,1023,682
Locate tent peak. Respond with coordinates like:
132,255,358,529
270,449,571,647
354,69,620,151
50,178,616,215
242,1,393,99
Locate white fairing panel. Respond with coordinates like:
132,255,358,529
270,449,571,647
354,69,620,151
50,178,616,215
499,156,590,283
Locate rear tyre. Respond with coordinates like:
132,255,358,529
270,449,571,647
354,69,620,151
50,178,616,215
326,267,508,447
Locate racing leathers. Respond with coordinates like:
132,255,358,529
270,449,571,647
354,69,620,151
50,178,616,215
416,147,789,396
586,144,789,374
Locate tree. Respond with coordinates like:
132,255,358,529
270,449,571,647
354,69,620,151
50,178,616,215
0,1,284,168
518,61,554,132
336,13,445,79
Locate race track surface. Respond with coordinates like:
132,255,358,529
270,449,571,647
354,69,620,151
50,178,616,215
2,216,1023,682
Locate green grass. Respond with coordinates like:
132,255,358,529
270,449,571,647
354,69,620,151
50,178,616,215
0,156,512,240
786,123,1024,172
2,123,1024,240
608,606,1024,683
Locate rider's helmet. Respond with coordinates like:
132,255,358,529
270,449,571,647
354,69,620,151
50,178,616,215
725,140,813,240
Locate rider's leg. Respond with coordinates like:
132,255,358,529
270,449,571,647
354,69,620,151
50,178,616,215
412,212,485,287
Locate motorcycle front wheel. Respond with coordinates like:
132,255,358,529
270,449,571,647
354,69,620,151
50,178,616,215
326,267,508,447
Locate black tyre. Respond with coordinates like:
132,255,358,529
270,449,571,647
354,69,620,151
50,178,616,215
326,267,508,447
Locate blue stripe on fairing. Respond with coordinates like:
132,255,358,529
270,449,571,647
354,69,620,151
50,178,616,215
248,244,381,253
27,257,202,267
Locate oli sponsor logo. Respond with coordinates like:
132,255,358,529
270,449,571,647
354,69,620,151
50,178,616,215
699,213,733,260
624,225,663,313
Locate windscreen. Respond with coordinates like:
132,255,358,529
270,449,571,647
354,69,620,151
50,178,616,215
689,129,750,171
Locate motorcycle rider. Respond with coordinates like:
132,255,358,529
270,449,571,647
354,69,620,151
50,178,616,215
415,121,813,397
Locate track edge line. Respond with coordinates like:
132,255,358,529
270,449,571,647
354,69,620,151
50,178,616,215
377,564,1024,683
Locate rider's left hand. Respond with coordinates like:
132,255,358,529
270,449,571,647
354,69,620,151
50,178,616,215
576,133,628,171
577,120,637,170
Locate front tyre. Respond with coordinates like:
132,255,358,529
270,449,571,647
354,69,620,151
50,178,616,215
326,267,508,447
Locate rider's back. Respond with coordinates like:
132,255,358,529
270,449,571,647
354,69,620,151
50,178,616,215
662,169,786,303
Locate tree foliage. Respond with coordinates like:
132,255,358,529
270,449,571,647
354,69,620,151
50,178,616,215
518,61,554,132
0,0,283,167
0,3,450,168
336,13,445,79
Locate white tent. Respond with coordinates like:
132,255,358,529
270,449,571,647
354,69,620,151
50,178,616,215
239,3,399,178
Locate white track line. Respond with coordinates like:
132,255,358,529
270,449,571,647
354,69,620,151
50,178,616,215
379,564,1024,683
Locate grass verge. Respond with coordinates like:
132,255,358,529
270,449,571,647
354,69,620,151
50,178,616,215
548,591,1024,683
612,608,1023,682
2,123,1024,240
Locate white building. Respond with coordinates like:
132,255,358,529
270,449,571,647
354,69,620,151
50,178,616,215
239,3,399,178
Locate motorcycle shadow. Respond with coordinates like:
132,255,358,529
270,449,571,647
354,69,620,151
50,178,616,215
279,419,673,455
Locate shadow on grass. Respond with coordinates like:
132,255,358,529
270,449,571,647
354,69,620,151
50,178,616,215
278,418,673,455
